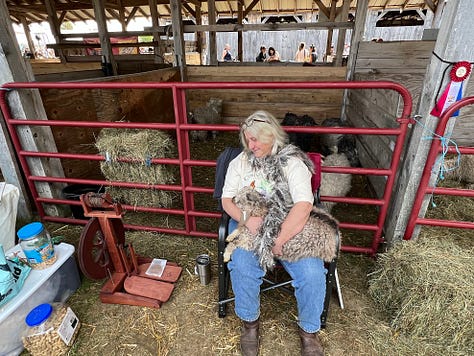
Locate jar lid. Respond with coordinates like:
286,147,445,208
25,303,53,327
17,222,44,240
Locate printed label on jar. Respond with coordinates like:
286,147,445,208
23,242,55,263
57,307,80,345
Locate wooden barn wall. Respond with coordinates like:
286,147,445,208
347,40,474,197
186,65,347,123
39,68,180,180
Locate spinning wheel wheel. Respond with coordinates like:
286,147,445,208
78,217,125,280
77,192,182,308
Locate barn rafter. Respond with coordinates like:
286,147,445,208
6,0,439,26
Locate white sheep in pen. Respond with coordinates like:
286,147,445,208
319,149,352,213
223,186,340,267
189,98,223,141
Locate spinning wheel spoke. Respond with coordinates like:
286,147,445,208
78,218,125,280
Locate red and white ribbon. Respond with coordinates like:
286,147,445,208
431,61,471,118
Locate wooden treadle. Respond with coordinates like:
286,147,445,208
137,263,183,283
124,276,174,302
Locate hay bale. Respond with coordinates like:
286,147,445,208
96,128,178,207
368,238,473,353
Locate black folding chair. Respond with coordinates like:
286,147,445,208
215,147,343,328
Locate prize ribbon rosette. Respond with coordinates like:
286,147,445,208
431,61,472,117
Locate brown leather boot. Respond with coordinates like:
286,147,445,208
299,328,324,356
240,319,259,356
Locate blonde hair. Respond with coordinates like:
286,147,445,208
239,110,288,155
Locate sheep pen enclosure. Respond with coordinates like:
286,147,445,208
3,64,471,355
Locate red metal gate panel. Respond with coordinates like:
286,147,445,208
1,81,412,256
404,96,474,239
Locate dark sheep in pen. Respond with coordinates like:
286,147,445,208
281,112,318,152
189,98,223,141
223,186,340,268
320,117,360,167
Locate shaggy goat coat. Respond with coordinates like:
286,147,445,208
224,186,340,269
224,145,340,271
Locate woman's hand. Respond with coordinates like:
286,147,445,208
272,239,284,257
245,216,263,235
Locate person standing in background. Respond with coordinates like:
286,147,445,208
294,42,309,62
309,44,318,63
222,44,233,61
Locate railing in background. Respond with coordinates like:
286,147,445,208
1,81,413,256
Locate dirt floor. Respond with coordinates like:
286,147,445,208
26,225,379,356
17,132,472,356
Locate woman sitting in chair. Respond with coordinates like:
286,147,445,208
221,110,325,356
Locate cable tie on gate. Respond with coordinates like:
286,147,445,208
145,156,152,167
0,88,12,91
105,151,111,163
412,115,461,208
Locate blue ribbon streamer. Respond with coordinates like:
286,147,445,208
412,115,461,208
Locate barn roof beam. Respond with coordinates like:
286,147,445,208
244,0,260,17
424,0,436,13
58,10,66,23
314,0,330,18
182,2,197,18
225,0,233,17
117,0,127,30
69,10,88,23
187,0,201,7
147,20,354,33
78,9,94,21
126,6,139,26
137,7,149,18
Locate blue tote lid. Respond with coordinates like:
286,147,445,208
25,303,53,327
17,222,44,240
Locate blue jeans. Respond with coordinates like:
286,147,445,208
227,219,327,333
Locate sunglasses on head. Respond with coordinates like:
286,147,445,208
240,118,268,130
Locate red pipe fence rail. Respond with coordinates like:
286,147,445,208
404,96,474,239
1,80,413,256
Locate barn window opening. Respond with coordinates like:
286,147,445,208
263,15,303,24
376,10,426,27
217,18,248,24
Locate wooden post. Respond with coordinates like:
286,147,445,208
325,0,337,62
149,0,163,63
195,5,204,65
208,0,217,65
341,0,368,120
335,0,351,66
44,0,66,62
170,0,187,81
237,1,243,62
92,0,117,76
386,0,474,242
0,1,66,219
20,16,36,58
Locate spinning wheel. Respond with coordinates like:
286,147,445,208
77,192,182,308
78,217,125,280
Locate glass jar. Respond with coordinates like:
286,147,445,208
17,222,56,269
22,303,80,356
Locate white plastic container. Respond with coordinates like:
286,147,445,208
0,243,81,356
0,183,20,251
